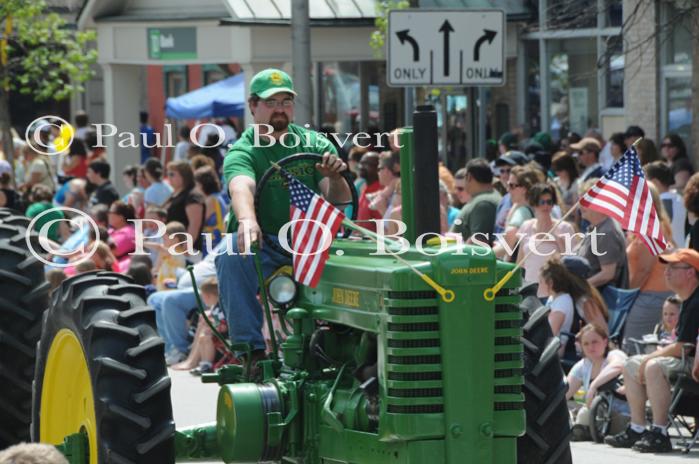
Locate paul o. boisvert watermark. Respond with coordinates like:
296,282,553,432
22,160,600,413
27,207,610,269
25,116,400,156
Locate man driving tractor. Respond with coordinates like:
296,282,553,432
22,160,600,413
215,68,351,370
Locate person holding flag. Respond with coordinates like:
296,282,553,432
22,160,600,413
215,68,351,367
484,142,668,302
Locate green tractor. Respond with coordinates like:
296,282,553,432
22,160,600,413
0,107,571,463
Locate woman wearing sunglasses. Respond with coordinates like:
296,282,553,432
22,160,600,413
516,183,578,298
493,165,541,261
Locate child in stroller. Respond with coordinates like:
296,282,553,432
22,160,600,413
566,323,630,441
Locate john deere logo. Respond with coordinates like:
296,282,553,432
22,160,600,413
270,72,283,85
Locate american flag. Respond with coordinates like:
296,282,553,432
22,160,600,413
579,146,668,255
279,168,345,287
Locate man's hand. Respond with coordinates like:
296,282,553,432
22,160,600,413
237,218,262,254
315,152,347,179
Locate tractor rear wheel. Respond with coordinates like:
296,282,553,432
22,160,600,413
32,271,175,463
518,305,572,464
0,209,50,448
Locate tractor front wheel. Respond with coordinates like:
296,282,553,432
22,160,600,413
32,271,175,463
518,305,573,464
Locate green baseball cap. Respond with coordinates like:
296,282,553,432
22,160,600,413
250,68,297,99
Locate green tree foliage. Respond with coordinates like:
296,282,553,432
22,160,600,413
369,0,410,58
0,0,96,165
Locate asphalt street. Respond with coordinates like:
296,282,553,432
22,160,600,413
169,369,699,463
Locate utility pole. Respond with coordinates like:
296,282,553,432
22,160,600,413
291,0,312,127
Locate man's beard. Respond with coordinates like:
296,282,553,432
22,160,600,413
270,113,289,132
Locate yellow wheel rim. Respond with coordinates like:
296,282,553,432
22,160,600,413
40,329,98,464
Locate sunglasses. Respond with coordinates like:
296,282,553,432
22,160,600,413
499,168,511,174
538,199,554,206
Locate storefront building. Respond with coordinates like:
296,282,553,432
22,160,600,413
76,0,695,190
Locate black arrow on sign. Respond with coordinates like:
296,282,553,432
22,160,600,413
473,29,497,62
439,20,454,75
396,29,419,61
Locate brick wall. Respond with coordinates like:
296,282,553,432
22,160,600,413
489,57,519,139
623,0,659,142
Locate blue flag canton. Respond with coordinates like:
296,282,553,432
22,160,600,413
287,175,315,213
604,147,644,189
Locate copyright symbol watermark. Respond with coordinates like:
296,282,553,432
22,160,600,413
26,207,100,268
24,115,75,156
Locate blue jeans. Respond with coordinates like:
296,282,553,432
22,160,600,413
215,233,291,351
147,288,196,354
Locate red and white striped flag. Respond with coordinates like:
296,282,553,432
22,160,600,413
579,146,668,255
279,168,345,287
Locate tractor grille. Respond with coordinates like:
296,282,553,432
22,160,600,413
492,295,524,416
385,291,443,415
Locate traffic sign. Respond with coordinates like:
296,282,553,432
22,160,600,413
387,9,505,87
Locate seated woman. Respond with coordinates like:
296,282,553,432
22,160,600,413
539,256,609,354
194,166,226,255
566,324,629,441
107,200,136,260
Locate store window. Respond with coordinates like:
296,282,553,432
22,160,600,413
662,2,692,66
665,76,691,144
547,38,598,139
525,41,541,134
605,36,623,107
204,66,225,85
320,62,360,138
164,66,187,98
547,0,596,29
605,0,622,27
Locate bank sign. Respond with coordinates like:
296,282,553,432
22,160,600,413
148,28,197,60
387,9,505,87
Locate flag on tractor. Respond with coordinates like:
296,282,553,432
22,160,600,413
278,167,345,287
579,146,669,254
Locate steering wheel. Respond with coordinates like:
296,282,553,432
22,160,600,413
254,153,359,257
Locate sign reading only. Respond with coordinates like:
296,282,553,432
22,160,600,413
387,9,505,87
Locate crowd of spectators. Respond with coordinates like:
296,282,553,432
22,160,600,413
1,108,698,453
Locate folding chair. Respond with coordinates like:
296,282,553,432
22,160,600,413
601,286,640,348
669,343,699,454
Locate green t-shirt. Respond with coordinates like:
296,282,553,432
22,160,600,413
26,201,64,242
450,189,501,242
223,123,337,234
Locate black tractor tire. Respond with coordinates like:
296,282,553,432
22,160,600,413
518,305,572,464
32,271,175,463
0,209,50,448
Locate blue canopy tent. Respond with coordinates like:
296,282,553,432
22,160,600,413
165,73,245,119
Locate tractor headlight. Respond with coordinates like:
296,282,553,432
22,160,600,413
268,274,297,306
